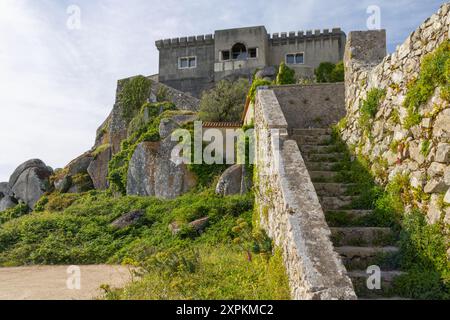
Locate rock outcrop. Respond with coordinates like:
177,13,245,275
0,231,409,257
111,210,145,229
126,113,197,199
9,159,53,210
126,139,197,199
54,152,95,194
215,164,252,196
87,146,111,190
0,182,17,212
0,196,17,212
169,217,209,236
255,66,277,81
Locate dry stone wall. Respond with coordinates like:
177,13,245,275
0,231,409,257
341,3,450,225
254,89,356,300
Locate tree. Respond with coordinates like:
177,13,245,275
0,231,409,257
331,61,345,82
276,62,296,85
315,61,345,83
199,79,250,122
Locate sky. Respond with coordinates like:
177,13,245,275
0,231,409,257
0,0,446,181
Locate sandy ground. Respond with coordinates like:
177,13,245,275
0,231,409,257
0,265,133,300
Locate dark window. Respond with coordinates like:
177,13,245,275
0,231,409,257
179,56,197,69
232,43,247,60
286,53,304,64
221,50,230,61
286,54,295,64
180,58,188,68
188,57,196,68
249,48,257,58
295,53,304,64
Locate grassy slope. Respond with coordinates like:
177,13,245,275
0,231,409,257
0,190,290,300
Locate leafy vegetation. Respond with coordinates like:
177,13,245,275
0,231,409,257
199,79,250,122
0,190,290,299
315,61,345,83
104,247,290,300
248,79,273,103
420,140,431,157
404,40,450,129
118,76,152,122
276,62,296,85
92,143,111,158
358,88,386,136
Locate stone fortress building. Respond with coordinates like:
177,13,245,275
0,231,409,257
156,26,347,97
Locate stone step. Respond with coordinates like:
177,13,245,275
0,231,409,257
292,128,332,136
320,196,357,210
292,134,332,146
314,183,356,197
348,270,405,299
330,227,396,247
310,171,340,182
335,246,400,271
299,145,338,154
325,210,375,227
304,153,346,162
305,162,340,171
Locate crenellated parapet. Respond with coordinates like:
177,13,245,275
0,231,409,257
269,28,344,45
155,34,214,49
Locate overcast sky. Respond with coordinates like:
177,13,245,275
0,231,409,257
0,0,445,181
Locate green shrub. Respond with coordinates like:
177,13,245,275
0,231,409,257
404,40,450,129
92,143,111,158
199,79,249,122
276,62,296,85
331,61,345,82
0,204,29,225
156,85,169,102
420,140,431,157
248,79,272,103
104,246,290,300
0,191,255,267
359,88,386,135
118,76,152,121
315,61,345,83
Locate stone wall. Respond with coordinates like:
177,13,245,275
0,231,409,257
254,89,356,300
340,3,450,225
148,79,200,111
272,83,346,130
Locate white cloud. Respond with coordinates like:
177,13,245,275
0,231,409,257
0,0,445,181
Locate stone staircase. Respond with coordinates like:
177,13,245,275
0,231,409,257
292,128,406,300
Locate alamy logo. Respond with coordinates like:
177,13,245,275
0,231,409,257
366,265,381,290
66,5,82,30
367,5,381,30
66,265,81,290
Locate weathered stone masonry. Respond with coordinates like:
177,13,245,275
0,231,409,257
341,3,450,225
253,89,356,300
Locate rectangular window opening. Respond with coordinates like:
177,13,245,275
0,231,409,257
249,48,257,58
221,51,230,61
179,56,197,69
286,53,304,64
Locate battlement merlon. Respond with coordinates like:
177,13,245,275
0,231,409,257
269,28,344,40
155,34,214,49
155,28,344,49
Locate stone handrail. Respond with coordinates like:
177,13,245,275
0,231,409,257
254,89,356,300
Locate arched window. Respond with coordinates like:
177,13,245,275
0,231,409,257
232,43,247,60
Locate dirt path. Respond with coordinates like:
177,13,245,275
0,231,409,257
0,265,133,300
